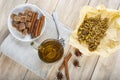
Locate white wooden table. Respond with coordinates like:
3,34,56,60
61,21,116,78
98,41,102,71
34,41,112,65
0,0,120,80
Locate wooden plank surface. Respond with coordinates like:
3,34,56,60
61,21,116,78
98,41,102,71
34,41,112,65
53,0,120,79
0,0,26,45
89,0,120,80
0,0,42,80
0,0,120,80
24,70,42,80
0,53,42,80
45,0,100,80
0,0,61,80
0,0,100,80
54,0,99,80
55,0,90,29
89,0,120,9
0,0,26,54
0,54,27,80
0,0,28,80
27,0,59,14
91,50,120,80
0,0,64,80
46,46,99,80
0,12,72,79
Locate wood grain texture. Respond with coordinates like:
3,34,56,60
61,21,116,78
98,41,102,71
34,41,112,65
55,0,90,29
89,0,120,9
0,0,120,80
51,0,100,80
0,0,43,80
1,11,72,79
45,45,99,80
0,54,27,80
24,70,43,80
0,54,42,80
0,0,26,45
0,52,2,57
0,0,69,80
65,47,99,80
91,50,120,80
89,0,120,80
27,0,59,14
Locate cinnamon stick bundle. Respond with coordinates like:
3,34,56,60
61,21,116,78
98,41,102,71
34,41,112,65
29,12,38,33
59,53,72,71
32,15,45,37
58,53,72,80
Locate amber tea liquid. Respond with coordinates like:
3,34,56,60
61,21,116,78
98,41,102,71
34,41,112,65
38,39,64,63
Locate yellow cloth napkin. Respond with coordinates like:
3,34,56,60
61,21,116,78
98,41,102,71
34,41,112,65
69,5,120,57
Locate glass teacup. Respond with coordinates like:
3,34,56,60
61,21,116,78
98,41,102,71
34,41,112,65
31,39,64,63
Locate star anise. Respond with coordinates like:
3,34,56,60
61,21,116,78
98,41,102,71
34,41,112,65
73,59,80,67
57,72,63,80
74,48,82,57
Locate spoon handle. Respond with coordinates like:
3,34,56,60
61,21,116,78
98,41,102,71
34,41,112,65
52,12,60,39
52,12,65,46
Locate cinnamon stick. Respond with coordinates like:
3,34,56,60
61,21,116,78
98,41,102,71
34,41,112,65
35,19,41,37
59,53,72,71
31,20,38,38
29,12,38,33
64,57,70,80
74,48,82,57
37,15,45,36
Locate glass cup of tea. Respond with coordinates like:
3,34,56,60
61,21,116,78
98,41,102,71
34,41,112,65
31,39,64,63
